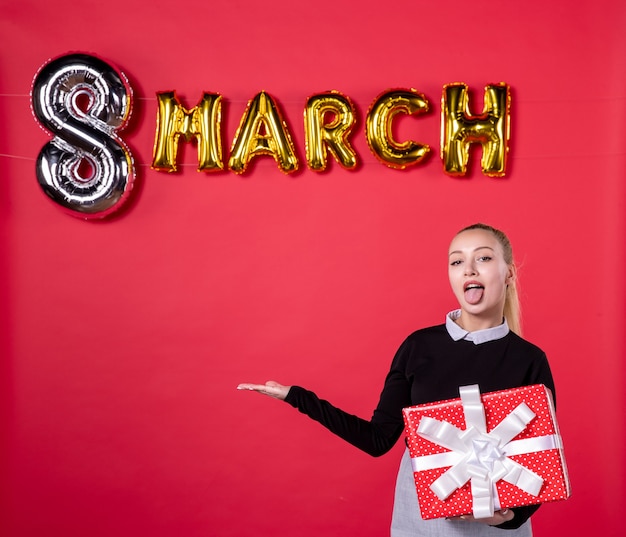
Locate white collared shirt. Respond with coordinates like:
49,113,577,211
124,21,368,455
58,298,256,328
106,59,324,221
445,309,510,344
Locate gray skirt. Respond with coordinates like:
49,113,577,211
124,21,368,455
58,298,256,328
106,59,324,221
391,449,533,537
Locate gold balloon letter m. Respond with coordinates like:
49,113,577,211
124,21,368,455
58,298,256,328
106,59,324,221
441,83,511,177
152,92,224,172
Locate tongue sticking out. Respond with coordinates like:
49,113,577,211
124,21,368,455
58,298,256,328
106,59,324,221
465,286,484,305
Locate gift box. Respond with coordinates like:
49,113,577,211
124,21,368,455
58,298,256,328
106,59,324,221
402,384,571,520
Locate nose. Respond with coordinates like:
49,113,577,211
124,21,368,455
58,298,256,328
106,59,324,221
464,260,477,276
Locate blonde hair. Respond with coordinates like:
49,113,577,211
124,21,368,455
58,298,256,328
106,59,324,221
456,223,522,336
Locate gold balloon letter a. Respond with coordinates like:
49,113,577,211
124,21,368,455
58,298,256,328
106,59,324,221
441,83,511,177
151,92,224,172
229,91,299,174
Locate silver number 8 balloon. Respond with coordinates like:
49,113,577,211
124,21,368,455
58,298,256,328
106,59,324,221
31,53,135,218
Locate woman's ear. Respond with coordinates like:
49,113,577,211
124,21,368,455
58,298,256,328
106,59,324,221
506,264,517,285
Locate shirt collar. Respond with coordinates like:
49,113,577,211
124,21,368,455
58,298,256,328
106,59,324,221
445,309,510,344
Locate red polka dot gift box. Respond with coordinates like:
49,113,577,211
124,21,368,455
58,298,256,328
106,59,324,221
402,384,571,520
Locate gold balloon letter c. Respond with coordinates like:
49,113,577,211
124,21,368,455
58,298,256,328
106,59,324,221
366,89,431,170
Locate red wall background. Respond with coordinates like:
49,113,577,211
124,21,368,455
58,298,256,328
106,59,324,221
1,1,624,536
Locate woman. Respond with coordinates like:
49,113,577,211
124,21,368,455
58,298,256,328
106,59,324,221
238,223,555,536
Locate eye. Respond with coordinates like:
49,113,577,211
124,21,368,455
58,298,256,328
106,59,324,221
477,256,492,262
450,259,462,266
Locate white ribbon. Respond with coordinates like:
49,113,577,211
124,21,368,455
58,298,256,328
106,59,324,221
411,384,555,519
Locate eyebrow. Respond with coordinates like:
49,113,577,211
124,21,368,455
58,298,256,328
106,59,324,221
448,246,496,257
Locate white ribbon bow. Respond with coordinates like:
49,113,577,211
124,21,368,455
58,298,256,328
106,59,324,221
411,385,557,519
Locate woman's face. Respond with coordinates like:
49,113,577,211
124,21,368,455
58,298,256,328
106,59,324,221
448,228,515,330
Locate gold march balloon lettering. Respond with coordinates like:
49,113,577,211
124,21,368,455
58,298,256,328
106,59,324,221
152,85,511,176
